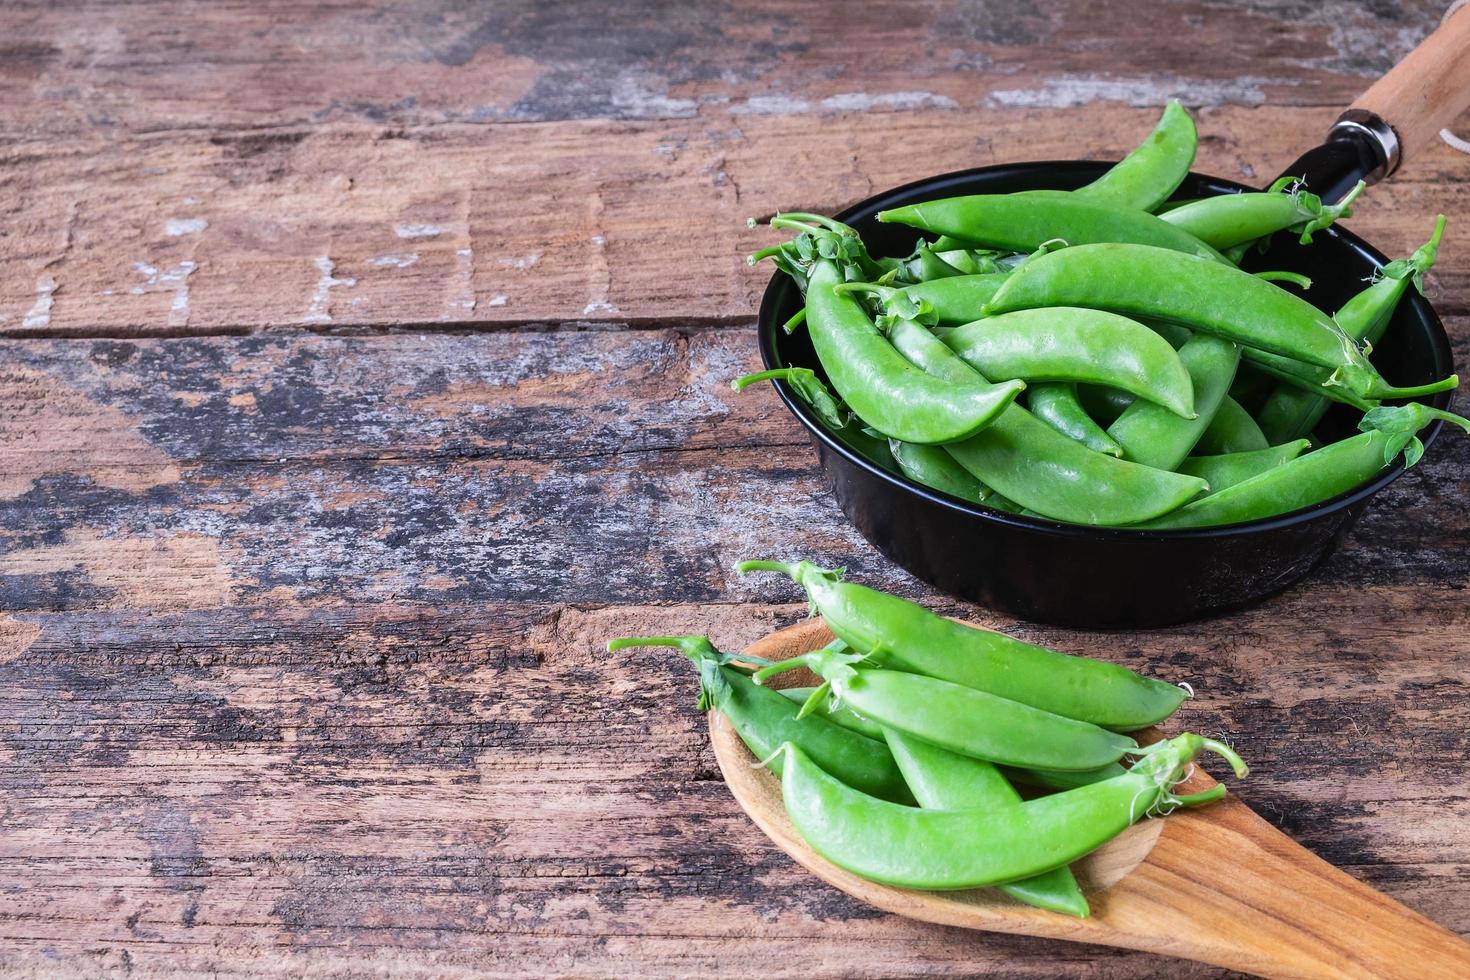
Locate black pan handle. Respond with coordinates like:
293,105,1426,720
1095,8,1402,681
1282,1,1470,201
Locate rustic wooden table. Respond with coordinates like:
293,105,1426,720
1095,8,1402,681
2,2,1468,976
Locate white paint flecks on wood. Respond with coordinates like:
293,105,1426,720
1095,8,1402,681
365,253,419,269
303,257,356,324
21,277,57,330
129,260,197,328
164,217,209,237
394,223,445,239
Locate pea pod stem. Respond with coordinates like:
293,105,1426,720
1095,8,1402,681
607,634,914,804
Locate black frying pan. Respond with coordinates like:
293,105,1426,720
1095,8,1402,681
756,8,1470,627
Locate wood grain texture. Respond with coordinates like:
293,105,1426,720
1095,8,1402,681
0,327,1467,978
5,107,1470,336
1,1,1469,976
0,0,1451,138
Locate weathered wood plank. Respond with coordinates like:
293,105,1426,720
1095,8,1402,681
5,107,1470,336
0,327,1465,980
1,584,1467,978
0,328,1464,614
0,0,1450,140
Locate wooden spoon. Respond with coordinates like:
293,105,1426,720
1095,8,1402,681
711,617,1470,979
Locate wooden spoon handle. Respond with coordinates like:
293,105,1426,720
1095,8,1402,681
1349,1,1470,172
1119,796,1470,979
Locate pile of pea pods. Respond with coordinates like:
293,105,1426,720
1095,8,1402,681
739,101,1470,528
611,561,1249,917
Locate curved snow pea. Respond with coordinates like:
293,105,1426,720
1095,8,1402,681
1138,403,1470,528
1160,178,1363,249
889,439,991,503
840,274,1012,328
775,733,1247,891
1107,333,1241,470
1074,99,1197,213
805,260,1024,445
737,560,1187,730
754,647,1138,771
985,243,1456,402
877,192,1228,264
1256,216,1447,443
884,728,1090,918
1193,395,1268,456
731,368,896,470
884,318,1210,525
1027,382,1124,456
1179,440,1311,494
778,685,885,741
937,308,1197,417
605,635,914,804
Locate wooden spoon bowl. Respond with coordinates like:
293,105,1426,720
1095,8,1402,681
711,618,1470,979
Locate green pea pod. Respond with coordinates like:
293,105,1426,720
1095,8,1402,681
842,274,1012,328
778,685,885,740
985,243,1457,402
1193,395,1268,455
883,319,1210,526
888,439,991,503
877,192,1227,264
776,733,1247,891
806,261,1025,444
938,308,1196,418
1179,440,1312,494
755,648,1137,771
737,559,1187,730
1137,403,1470,528
1026,382,1124,456
1107,333,1240,470
605,635,914,804
1257,216,1447,443
884,728,1090,918
731,367,897,471
1074,100,1197,213
1160,178,1364,249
